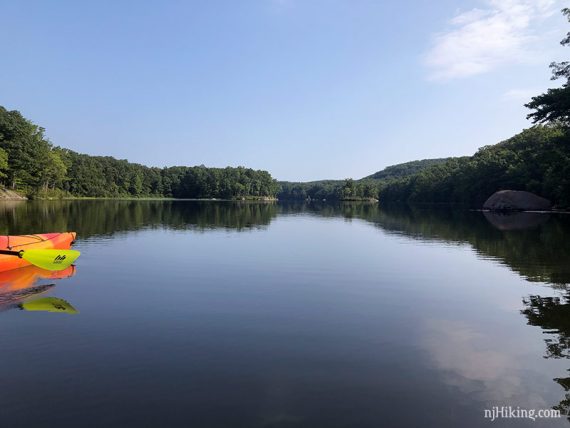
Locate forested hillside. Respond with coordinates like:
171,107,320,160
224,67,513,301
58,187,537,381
0,107,278,199
378,126,570,208
364,158,452,180
277,158,449,201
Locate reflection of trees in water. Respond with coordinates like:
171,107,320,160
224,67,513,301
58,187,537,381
1,200,569,286
0,200,278,238
523,295,570,359
286,202,570,287
522,294,570,419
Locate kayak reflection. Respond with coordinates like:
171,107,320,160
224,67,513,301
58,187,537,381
20,297,78,314
0,265,77,314
0,265,75,292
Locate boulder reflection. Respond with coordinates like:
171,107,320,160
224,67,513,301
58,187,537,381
483,211,551,230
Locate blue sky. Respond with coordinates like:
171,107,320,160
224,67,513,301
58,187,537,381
1,0,567,181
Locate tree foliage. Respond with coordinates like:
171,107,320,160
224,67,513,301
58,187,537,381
277,159,447,201
526,8,570,126
364,158,451,180
278,179,379,201
0,148,8,179
0,106,278,199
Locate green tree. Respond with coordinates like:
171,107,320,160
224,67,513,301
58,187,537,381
341,178,355,199
526,8,570,126
0,148,8,180
0,107,52,189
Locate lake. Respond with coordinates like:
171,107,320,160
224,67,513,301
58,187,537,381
0,200,569,427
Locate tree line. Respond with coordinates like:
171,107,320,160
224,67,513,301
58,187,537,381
0,107,278,199
277,159,449,201
278,179,379,201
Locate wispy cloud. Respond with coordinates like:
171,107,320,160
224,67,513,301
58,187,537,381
424,0,559,81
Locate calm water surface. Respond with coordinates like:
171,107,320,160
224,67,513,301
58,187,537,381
0,201,569,427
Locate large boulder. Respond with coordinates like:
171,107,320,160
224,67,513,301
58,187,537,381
483,190,552,211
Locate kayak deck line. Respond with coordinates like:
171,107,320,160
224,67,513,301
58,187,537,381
3,232,77,250
0,233,78,272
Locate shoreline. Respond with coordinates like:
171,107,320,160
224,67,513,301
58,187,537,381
0,196,567,211
0,196,279,202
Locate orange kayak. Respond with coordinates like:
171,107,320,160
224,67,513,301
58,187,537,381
0,233,77,272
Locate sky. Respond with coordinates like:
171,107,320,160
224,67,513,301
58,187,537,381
0,0,567,181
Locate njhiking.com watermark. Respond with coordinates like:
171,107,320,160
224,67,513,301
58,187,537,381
484,406,562,422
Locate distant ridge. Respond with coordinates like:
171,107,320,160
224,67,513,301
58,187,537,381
276,158,455,201
363,158,453,181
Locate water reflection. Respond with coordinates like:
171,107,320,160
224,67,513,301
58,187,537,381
523,294,570,418
0,265,76,292
483,211,550,231
0,264,77,314
0,283,54,310
0,200,568,426
306,203,570,287
0,200,277,237
20,297,78,314
422,319,534,404
1,201,568,286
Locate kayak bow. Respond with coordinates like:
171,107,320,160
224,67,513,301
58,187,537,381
0,233,79,272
